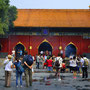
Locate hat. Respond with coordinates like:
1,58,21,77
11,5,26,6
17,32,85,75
8,55,12,59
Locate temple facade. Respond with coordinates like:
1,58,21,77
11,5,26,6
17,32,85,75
0,9,90,58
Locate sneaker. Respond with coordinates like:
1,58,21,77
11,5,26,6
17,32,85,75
5,86,11,88
20,85,22,87
58,78,61,81
16,85,18,87
73,77,77,79
79,74,82,77
30,84,32,86
26,85,29,87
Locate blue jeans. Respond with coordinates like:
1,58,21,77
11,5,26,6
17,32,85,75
36,62,39,69
16,70,22,86
48,67,52,72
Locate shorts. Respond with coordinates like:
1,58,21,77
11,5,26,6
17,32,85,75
70,66,78,71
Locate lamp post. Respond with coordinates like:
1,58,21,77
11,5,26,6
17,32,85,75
59,46,63,58
29,46,32,54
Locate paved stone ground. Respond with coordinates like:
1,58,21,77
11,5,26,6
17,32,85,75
0,58,90,90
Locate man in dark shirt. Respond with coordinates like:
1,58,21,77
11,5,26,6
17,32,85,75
22,51,32,87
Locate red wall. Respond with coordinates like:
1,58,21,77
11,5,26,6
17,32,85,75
82,39,90,53
30,36,60,56
0,35,90,57
8,35,30,54
0,38,8,52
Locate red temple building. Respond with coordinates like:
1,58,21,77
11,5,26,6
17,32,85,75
0,9,90,58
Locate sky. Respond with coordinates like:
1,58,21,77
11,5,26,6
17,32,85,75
10,0,90,9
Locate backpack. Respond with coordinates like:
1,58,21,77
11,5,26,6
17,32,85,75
17,62,24,74
84,58,89,66
55,60,60,67
26,55,33,66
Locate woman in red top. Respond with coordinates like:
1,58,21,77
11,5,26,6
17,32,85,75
46,56,53,72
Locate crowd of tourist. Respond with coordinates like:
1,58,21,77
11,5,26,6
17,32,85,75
35,53,89,80
3,50,89,88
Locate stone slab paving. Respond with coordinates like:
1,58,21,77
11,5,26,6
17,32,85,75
0,58,90,90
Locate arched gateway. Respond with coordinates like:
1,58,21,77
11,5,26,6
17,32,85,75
38,42,52,55
65,44,77,57
15,44,25,57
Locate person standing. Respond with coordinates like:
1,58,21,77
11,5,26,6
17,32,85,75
46,56,53,72
22,51,33,87
36,54,40,69
81,55,89,78
4,55,13,87
40,54,44,68
60,50,63,58
19,49,23,57
69,56,78,79
12,48,15,58
55,54,63,81
14,57,23,87
78,55,83,76
43,54,47,69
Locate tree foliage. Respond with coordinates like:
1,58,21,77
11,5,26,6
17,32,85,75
0,0,17,35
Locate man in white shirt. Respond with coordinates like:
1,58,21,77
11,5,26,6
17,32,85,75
4,55,13,87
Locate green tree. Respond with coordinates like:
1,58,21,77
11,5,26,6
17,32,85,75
0,19,4,34
0,0,17,35
8,6,17,28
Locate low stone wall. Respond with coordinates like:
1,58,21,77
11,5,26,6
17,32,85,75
0,53,8,58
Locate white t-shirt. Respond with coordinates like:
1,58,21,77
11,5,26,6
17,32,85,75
56,56,63,67
81,57,89,67
80,58,84,67
40,51,43,54
12,50,15,55
4,59,13,71
69,59,77,67
60,50,63,54
37,56,40,62
32,56,34,60
83,57,89,63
